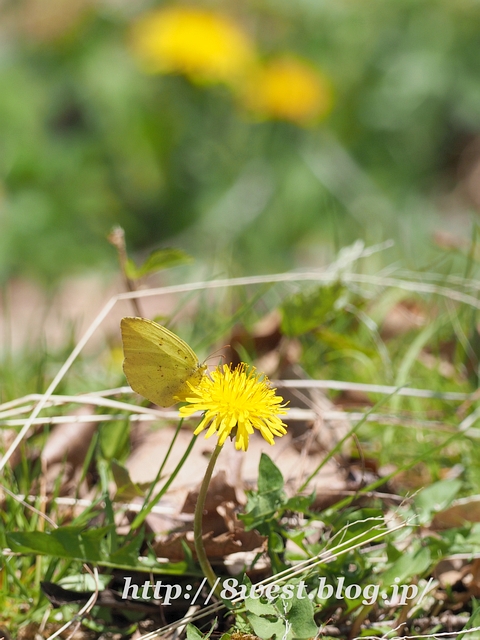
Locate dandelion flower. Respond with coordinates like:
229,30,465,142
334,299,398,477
130,6,255,83
241,55,333,125
179,364,288,451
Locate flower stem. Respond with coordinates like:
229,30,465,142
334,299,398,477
194,443,223,596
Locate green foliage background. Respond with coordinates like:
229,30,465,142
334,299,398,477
2,0,480,283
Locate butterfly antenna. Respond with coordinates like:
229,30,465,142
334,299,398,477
205,345,230,365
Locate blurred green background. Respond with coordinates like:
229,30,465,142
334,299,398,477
1,0,480,284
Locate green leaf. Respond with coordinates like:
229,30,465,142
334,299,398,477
186,624,204,640
258,454,284,493
315,326,375,357
240,455,287,530
7,526,111,562
285,529,306,549
245,584,317,639
269,531,284,553
386,541,403,563
245,595,278,617
8,531,66,557
284,494,315,512
99,420,130,462
247,612,286,640
380,545,431,586
111,460,145,499
457,598,480,640
58,573,111,591
332,509,386,546
109,535,144,565
239,493,284,531
125,248,193,280
281,284,345,336
392,316,445,411
288,594,318,639
414,479,463,525
136,556,189,573
56,527,106,562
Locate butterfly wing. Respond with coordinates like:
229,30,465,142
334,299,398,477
121,317,206,407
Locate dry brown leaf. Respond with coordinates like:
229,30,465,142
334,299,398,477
464,558,480,597
391,463,432,492
153,527,265,561
434,558,470,588
154,474,265,561
432,496,480,529
41,406,97,467
182,470,239,515
380,300,427,339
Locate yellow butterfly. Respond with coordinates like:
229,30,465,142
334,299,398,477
120,317,207,407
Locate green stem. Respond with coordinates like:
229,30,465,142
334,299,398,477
194,443,223,595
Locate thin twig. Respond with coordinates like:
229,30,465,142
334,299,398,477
107,225,142,316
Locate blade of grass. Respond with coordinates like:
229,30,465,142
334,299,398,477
392,316,446,412
127,419,186,540
130,434,198,530
298,387,403,493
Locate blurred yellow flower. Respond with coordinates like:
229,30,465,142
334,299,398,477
241,56,333,125
130,6,255,83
